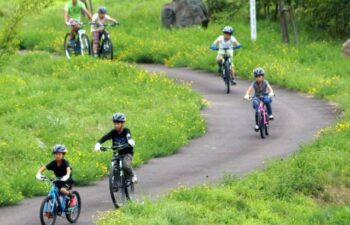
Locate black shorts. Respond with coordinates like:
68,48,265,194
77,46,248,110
55,178,73,190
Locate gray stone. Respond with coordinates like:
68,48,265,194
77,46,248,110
161,0,209,28
342,39,350,57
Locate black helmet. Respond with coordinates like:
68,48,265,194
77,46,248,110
52,144,67,154
112,112,126,123
253,67,265,77
98,6,107,14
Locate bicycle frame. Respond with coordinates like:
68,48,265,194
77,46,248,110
44,183,67,214
256,97,269,126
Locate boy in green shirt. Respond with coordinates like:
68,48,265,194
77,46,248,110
64,0,92,46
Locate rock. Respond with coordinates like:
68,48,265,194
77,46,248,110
161,0,209,28
342,39,350,57
161,3,176,28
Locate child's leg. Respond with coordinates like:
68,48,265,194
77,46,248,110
122,154,135,180
263,96,273,116
252,98,259,125
92,31,100,55
60,187,71,196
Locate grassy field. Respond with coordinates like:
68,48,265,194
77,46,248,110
1,0,350,224
0,52,206,205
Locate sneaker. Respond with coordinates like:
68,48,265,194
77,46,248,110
69,196,77,207
254,125,259,132
93,53,98,58
132,175,138,184
269,115,274,120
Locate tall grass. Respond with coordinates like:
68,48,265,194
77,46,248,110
0,52,205,205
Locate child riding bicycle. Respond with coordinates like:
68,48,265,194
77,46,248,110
94,113,137,183
36,144,76,209
210,26,242,85
64,0,92,46
91,6,118,57
244,68,275,131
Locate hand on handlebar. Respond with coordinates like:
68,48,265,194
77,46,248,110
36,172,45,181
94,143,101,152
244,94,250,101
210,44,219,51
269,92,275,97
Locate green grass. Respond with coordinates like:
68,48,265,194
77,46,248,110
0,52,205,205
1,0,350,223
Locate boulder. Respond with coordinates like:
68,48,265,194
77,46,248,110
161,3,176,28
342,39,350,57
161,0,209,28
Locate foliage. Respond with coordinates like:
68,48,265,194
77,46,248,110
0,0,53,61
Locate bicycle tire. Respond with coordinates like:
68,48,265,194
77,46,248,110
101,39,113,60
66,191,81,223
40,196,57,225
79,34,91,56
64,33,74,59
259,112,265,139
109,163,127,208
224,61,231,94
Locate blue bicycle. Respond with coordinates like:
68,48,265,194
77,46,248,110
39,177,81,225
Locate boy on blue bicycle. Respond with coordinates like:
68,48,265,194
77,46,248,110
36,144,76,208
210,26,242,85
244,68,275,131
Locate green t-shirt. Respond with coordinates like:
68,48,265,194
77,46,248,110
64,1,86,22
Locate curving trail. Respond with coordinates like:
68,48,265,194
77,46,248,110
0,64,336,225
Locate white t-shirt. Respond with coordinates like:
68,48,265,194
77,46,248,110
214,35,238,50
91,13,111,32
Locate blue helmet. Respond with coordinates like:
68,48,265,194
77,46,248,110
98,6,107,14
112,112,126,123
253,67,265,77
52,144,67,154
223,26,234,35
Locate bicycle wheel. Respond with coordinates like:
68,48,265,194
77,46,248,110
101,39,113,60
79,34,91,56
64,33,75,59
224,62,231,94
66,191,81,223
109,163,127,208
40,196,57,225
259,113,265,139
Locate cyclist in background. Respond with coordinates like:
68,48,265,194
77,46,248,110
91,6,118,57
64,0,92,46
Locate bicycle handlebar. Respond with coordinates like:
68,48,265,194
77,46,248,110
41,176,63,182
90,22,119,27
247,94,276,101
100,143,131,152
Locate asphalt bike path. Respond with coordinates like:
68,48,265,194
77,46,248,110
0,64,336,225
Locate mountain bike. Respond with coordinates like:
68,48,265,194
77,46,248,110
249,95,273,139
90,22,118,60
211,46,240,94
100,143,135,208
64,23,91,59
38,177,81,225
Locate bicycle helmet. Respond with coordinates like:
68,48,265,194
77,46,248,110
52,144,67,154
223,26,234,35
253,67,265,77
112,112,126,123
98,6,107,14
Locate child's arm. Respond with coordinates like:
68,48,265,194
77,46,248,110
210,37,220,50
95,130,113,151
36,166,46,180
107,15,118,24
244,85,253,99
62,167,71,181
267,83,274,96
64,9,70,25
